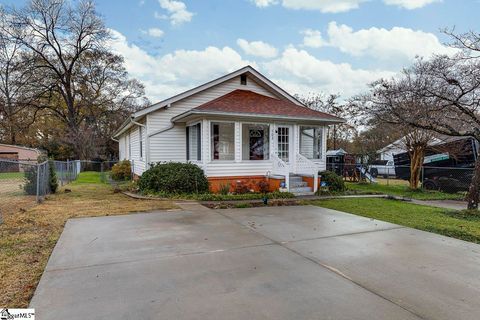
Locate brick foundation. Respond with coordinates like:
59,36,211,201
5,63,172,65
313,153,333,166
208,176,284,193
302,176,321,190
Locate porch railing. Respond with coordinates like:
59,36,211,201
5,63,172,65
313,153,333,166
271,152,290,190
294,153,319,192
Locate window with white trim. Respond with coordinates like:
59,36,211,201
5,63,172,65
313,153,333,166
300,126,323,159
186,123,201,161
211,122,235,161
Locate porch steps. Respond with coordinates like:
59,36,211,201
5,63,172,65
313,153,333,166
289,175,314,195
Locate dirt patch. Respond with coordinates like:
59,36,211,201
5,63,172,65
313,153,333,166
0,182,177,308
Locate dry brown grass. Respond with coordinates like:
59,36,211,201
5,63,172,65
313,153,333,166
0,178,177,307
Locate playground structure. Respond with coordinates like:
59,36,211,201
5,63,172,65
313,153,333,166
326,151,377,183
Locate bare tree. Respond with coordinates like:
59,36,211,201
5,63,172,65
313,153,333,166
353,75,436,189
0,15,47,144
357,28,480,208
0,0,145,158
297,93,357,150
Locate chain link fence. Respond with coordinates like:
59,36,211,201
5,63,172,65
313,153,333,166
0,159,123,223
326,163,474,194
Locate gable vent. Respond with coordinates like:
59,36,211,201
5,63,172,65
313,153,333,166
240,74,247,85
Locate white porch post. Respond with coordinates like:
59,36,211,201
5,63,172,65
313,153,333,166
235,121,241,163
202,119,209,173
293,124,299,174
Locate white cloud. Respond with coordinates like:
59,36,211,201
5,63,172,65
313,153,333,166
324,22,457,64
158,0,193,26
263,47,394,97
237,39,278,58
249,0,366,13
301,29,324,48
109,29,412,102
283,0,367,13
144,28,164,38
108,29,254,100
383,0,441,9
251,0,278,7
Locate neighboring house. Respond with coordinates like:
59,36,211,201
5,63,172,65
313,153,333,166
377,138,407,162
113,66,344,194
377,135,455,162
0,143,42,162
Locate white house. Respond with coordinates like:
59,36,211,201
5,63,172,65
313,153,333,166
113,66,344,194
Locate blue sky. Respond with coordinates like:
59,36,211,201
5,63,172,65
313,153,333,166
4,0,479,102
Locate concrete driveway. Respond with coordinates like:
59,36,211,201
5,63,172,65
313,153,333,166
31,205,480,320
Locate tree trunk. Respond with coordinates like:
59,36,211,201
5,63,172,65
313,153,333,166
409,147,424,189
466,156,480,210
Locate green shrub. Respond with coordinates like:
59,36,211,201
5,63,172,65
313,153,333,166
111,160,132,181
23,156,58,195
23,165,37,195
218,183,231,195
257,179,270,194
138,162,209,194
319,170,345,192
48,160,58,193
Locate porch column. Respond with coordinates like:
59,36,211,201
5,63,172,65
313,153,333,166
202,119,209,171
293,124,299,173
235,121,241,163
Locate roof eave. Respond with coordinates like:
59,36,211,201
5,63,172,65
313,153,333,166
172,110,345,124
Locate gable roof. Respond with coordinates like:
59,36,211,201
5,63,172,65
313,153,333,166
173,89,343,122
113,65,342,138
134,65,302,119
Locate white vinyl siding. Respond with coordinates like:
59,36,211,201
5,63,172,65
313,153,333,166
118,135,126,160
129,125,145,176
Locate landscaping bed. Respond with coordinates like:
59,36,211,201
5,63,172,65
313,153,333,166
202,198,302,209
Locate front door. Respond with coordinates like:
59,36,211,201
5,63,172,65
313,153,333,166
277,125,292,163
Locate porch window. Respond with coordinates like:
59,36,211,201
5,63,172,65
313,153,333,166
211,122,235,161
300,126,323,159
242,124,270,160
186,123,201,161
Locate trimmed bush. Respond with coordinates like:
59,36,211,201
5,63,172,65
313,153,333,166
319,170,345,192
111,160,132,181
138,162,209,194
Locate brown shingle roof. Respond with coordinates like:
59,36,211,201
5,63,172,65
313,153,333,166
193,89,343,121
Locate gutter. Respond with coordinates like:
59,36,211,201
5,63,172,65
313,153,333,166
171,110,345,124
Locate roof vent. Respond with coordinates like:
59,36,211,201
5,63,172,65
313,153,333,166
240,74,247,85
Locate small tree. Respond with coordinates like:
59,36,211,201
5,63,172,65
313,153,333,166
297,93,355,150
402,130,434,189
353,78,435,189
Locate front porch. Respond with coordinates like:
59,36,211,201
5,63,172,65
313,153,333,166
183,118,325,194
168,89,343,195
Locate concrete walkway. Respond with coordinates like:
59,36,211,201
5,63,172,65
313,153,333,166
31,205,480,320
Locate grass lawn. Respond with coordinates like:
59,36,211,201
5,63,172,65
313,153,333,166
346,181,465,200
0,171,178,308
0,172,24,180
307,198,480,243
